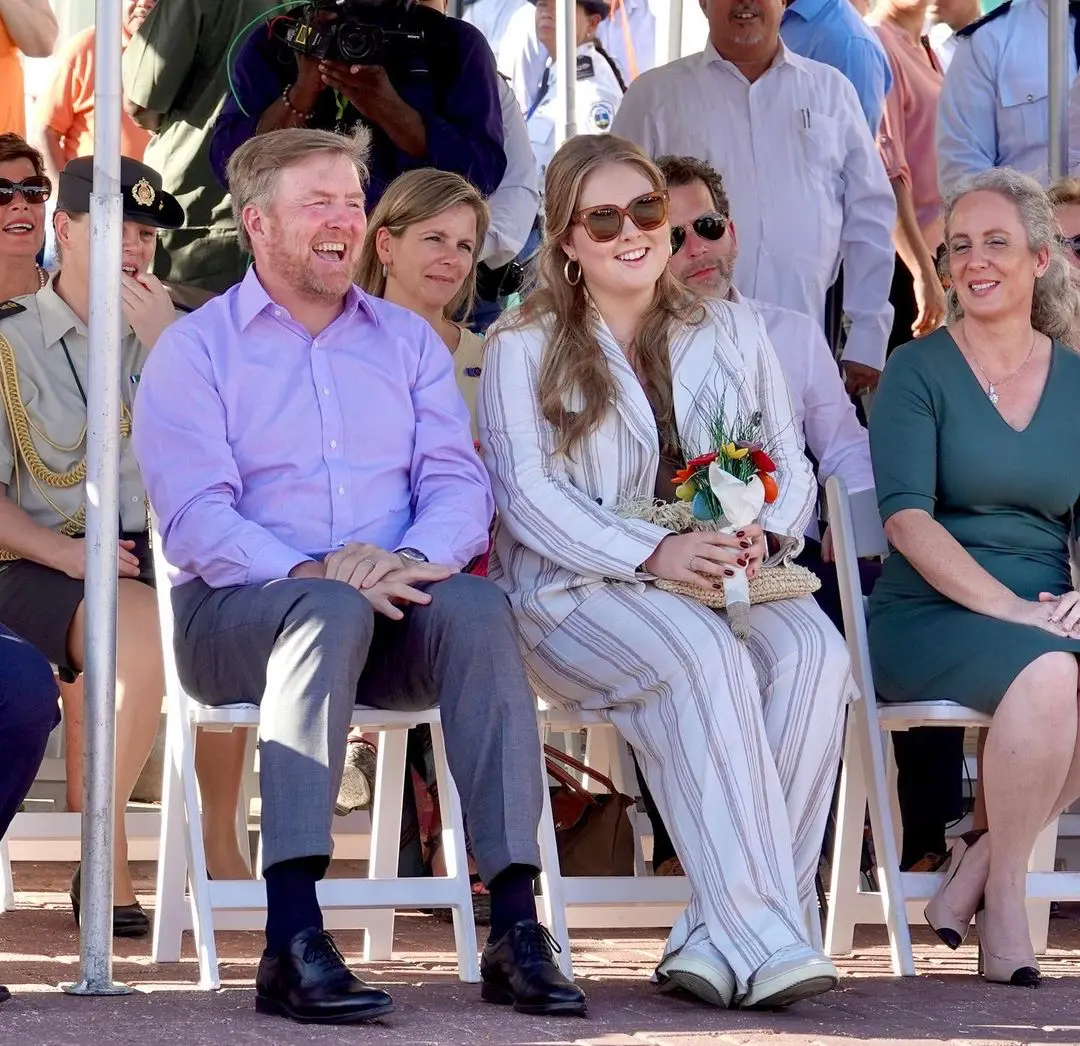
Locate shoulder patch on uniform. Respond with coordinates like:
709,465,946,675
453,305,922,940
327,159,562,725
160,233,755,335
0,300,26,320
589,100,615,131
956,0,1011,37
576,54,595,80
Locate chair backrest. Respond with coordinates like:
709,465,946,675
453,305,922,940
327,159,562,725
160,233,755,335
824,477,883,708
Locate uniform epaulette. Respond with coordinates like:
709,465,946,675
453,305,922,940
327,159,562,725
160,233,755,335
957,0,1011,38
577,53,595,80
0,300,26,321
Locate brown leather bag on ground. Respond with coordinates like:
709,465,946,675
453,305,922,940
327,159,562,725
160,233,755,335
544,744,636,877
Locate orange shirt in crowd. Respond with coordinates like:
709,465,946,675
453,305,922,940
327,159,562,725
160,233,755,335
0,17,26,137
36,26,151,163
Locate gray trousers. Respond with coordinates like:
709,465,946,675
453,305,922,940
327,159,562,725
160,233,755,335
172,572,544,880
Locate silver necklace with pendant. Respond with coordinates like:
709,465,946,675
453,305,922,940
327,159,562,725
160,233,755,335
960,324,1036,405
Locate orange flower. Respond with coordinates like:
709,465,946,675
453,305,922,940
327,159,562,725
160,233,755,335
672,466,694,485
759,471,779,504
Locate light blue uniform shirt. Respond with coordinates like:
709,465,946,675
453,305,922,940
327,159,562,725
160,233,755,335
780,0,892,133
937,0,1078,192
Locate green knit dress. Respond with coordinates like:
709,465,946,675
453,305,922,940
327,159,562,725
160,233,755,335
868,328,1080,713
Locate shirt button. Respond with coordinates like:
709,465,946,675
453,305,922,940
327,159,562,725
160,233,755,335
322,387,330,396
338,485,345,495
131,496,139,503
330,440,338,449
1027,93,1034,102
274,308,283,317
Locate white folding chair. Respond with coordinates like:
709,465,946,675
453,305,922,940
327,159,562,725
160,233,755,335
149,528,479,989
823,476,1080,975
536,709,690,948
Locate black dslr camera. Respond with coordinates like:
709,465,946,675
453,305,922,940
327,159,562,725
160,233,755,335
284,0,422,65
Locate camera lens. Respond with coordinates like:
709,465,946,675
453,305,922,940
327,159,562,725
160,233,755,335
337,23,380,62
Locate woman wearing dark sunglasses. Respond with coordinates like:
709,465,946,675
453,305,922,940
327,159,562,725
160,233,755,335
479,134,852,1010
0,134,50,300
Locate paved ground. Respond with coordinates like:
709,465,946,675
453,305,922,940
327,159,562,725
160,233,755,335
3,862,1080,1045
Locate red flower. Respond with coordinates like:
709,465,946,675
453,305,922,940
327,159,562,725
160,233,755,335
750,449,776,473
685,450,719,471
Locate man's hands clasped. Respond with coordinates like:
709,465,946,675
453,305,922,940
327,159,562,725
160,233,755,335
290,543,457,621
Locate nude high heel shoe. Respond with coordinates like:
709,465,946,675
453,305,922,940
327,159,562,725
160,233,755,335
975,908,1040,988
923,829,986,949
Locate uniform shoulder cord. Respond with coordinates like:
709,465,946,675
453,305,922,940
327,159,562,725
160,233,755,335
0,332,132,561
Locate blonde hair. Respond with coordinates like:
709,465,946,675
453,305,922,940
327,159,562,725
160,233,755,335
357,168,490,321
942,167,1078,341
1048,176,1080,210
225,127,371,253
507,134,701,457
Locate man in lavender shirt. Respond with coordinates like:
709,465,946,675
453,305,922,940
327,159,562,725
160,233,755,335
133,127,585,1026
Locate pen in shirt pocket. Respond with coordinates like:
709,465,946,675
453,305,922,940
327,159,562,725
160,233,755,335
800,108,811,130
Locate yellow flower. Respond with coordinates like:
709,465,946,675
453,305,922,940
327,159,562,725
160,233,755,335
675,481,696,501
721,442,749,460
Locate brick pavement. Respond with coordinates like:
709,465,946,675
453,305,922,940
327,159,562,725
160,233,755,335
2,863,1080,1045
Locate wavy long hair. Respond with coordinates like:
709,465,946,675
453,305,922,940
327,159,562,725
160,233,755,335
357,168,490,322
942,167,1079,342
508,134,701,457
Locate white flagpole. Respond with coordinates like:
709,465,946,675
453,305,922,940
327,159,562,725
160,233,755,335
1048,0,1070,182
555,0,576,146
63,0,129,997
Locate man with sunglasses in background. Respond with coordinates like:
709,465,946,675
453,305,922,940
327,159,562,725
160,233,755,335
657,153,968,882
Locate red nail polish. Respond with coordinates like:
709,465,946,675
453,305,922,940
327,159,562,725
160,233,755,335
736,530,745,538
740,540,751,549
724,568,735,577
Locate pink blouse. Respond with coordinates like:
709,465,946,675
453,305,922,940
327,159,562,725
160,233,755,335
870,20,944,250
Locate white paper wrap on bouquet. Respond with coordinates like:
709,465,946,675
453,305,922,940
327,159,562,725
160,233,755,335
708,463,766,639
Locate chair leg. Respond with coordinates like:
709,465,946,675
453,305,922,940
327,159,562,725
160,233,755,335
1027,819,1058,955
858,703,915,977
0,836,13,913
534,720,573,979
234,727,257,875
362,728,406,963
825,704,870,958
429,720,480,983
153,701,191,966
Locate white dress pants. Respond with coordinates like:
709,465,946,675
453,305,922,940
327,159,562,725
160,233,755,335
526,584,855,994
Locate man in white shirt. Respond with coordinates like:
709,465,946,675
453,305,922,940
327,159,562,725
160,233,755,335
658,152,965,879
613,0,895,391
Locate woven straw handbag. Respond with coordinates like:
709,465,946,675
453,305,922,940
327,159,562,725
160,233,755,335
617,499,821,609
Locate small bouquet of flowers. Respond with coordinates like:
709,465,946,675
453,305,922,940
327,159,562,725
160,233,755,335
669,409,778,637
617,397,819,639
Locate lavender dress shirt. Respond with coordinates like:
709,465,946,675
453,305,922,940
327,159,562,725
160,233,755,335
133,268,493,589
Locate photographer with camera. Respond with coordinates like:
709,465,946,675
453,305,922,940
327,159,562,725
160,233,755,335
210,0,507,208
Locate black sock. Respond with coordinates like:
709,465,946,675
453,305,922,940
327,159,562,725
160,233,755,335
263,855,326,954
487,863,538,942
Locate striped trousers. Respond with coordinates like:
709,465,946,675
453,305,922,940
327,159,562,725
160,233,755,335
527,584,854,993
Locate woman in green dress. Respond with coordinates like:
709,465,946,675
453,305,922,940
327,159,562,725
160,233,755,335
869,167,1080,988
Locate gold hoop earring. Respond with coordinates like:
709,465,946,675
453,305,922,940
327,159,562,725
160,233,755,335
564,257,581,286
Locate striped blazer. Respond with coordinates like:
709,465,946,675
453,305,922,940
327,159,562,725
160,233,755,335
478,297,817,652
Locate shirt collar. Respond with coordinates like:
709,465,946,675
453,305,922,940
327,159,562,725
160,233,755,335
782,0,832,21
728,286,745,306
235,265,377,332
37,274,85,348
703,38,793,74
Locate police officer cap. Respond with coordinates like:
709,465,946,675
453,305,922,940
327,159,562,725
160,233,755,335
530,0,611,17
56,156,185,230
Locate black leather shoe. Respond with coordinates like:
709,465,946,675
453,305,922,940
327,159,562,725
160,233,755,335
70,864,150,939
255,928,395,1024
0,985,10,1004
481,920,587,1016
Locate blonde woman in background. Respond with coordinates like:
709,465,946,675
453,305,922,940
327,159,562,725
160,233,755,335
1046,178,1080,347
358,168,489,438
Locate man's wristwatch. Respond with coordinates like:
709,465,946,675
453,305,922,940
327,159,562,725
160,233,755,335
395,547,428,564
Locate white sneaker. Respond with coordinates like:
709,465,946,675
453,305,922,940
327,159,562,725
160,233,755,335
738,944,838,1009
656,940,736,1008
